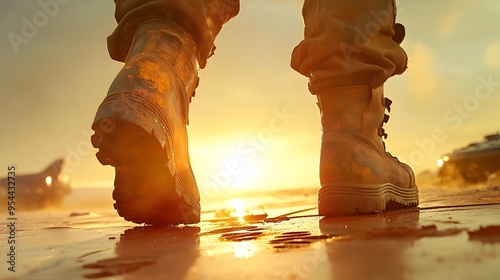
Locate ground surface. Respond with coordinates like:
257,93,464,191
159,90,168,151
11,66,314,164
1,184,500,280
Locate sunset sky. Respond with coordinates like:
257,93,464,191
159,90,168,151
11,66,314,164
1,0,499,197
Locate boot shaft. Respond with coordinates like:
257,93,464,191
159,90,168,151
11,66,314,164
126,20,200,102
317,85,415,194
317,85,389,151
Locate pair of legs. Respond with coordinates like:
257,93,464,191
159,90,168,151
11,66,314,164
92,0,418,225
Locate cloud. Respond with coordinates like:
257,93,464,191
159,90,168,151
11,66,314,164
484,42,500,68
405,42,437,96
437,10,462,38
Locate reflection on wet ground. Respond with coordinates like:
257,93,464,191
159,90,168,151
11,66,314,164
82,226,199,279
1,185,499,279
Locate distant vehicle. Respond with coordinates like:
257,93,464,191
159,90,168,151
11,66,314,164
0,159,71,210
437,132,500,183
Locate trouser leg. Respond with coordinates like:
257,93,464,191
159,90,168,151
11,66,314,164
291,0,407,93
109,0,240,68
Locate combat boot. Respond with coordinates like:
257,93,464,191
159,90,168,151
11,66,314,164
91,20,200,225
317,85,419,215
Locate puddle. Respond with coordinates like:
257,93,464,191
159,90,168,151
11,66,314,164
202,225,262,235
220,230,264,241
81,226,199,279
270,231,334,250
205,213,268,223
70,212,91,217
43,226,72,230
468,225,500,243
82,257,155,279
353,225,464,239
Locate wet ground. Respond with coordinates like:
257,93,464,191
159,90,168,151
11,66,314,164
1,184,500,280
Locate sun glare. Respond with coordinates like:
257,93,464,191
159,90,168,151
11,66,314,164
191,136,314,192
192,140,263,191
227,154,259,190
227,198,247,218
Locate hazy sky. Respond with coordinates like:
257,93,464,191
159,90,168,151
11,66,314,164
1,0,499,195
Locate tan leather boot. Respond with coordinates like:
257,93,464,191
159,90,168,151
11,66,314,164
317,85,418,215
91,20,200,225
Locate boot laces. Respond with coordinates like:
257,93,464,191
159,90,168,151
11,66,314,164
378,98,403,163
379,97,392,150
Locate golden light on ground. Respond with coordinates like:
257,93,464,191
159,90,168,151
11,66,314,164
45,176,52,187
233,241,257,259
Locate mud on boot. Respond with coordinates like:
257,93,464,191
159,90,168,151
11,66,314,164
317,85,419,216
92,20,200,225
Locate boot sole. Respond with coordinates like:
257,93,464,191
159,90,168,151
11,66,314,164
91,94,200,225
318,183,419,216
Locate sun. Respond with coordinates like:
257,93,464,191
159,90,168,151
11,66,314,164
191,139,264,192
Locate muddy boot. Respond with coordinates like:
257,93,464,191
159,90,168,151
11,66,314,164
317,85,419,215
91,20,200,225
